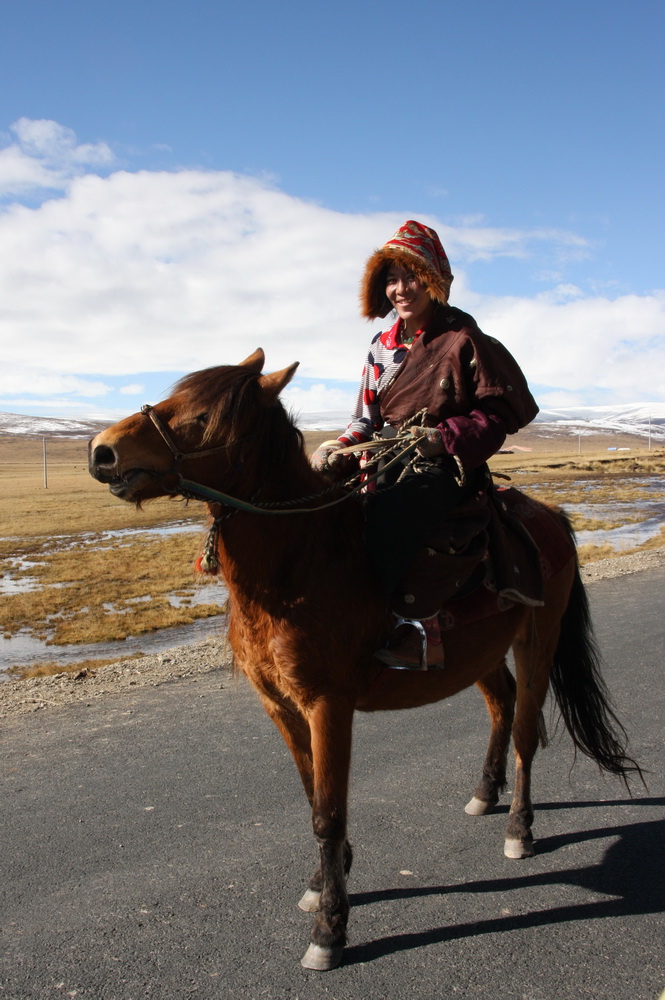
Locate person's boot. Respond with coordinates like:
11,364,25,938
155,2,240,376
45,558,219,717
375,615,444,670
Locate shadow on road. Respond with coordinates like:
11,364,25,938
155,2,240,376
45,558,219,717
344,797,665,966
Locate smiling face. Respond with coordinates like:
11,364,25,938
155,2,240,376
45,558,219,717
384,263,436,336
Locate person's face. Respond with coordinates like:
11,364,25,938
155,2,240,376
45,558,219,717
385,264,434,332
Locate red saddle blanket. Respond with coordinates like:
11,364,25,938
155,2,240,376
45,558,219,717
438,486,576,632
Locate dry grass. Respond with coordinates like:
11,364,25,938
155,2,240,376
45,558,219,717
576,526,665,564
0,438,221,653
0,434,204,538
1,432,663,675
8,654,145,681
1,531,225,644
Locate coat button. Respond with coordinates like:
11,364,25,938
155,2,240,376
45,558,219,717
439,377,449,389
404,594,415,604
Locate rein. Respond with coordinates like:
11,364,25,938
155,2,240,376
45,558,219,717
179,433,423,514
140,403,429,516
138,403,436,577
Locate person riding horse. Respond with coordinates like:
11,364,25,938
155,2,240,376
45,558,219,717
312,220,539,669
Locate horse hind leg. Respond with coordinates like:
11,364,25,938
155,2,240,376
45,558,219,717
465,661,516,816
504,602,564,859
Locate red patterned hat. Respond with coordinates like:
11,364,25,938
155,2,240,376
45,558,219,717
360,220,454,319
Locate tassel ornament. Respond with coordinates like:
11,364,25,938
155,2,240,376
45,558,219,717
195,521,221,575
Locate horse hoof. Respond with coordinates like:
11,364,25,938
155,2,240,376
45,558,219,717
297,889,321,912
465,796,496,816
300,943,344,971
504,837,534,859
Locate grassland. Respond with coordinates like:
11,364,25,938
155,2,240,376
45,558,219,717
1,430,663,679
0,435,220,676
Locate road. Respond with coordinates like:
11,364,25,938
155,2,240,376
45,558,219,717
2,568,664,1000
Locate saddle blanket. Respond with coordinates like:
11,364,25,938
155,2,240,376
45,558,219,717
438,486,576,632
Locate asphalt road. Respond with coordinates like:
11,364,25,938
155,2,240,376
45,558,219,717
2,568,664,1000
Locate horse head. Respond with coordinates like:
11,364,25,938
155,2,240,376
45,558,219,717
88,349,300,505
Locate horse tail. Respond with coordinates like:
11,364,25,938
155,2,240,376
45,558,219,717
549,515,644,789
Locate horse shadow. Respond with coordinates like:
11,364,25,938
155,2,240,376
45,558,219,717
343,796,665,966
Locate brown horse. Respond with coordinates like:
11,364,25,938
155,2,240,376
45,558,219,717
88,349,640,971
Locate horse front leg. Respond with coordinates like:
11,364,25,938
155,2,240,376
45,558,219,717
298,838,353,914
300,695,354,972
465,661,516,816
260,693,352,916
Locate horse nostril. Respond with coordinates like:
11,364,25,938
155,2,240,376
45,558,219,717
92,444,117,468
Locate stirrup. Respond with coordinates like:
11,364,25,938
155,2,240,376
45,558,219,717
375,617,443,671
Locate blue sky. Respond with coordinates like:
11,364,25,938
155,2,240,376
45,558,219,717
1,0,663,420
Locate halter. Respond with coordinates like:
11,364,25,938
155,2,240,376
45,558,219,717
140,404,230,473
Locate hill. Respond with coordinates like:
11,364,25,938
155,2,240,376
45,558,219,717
0,412,109,439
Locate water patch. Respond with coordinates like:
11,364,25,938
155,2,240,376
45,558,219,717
168,583,223,608
0,572,41,595
1,519,207,593
0,610,227,679
564,477,665,550
526,475,665,551
575,516,664,551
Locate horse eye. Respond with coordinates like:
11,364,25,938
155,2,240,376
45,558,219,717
195,412,208,425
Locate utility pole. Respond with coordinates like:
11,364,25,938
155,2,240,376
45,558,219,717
43,436,48,489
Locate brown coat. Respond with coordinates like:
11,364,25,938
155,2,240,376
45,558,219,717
380,307,538,434
376,308,540,618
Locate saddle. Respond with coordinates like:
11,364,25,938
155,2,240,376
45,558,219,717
438,485,576,632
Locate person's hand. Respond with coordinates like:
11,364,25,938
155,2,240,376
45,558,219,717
409,425,445,458
311,441,354,476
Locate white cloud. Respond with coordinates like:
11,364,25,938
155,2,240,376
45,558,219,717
441,223,590,264
0,118,114,196
0,369,111,397
119,383,145,395
282,382,357,415
474,291,665,403
1,119,664,412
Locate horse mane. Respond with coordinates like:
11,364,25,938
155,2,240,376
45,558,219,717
171,364,310,495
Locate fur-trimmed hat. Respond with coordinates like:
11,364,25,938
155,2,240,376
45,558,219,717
360,219,454,319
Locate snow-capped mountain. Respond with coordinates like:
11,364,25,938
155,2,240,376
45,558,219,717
1,403,664,441
0,412,109,438
294,403,665,440
533,403,665,441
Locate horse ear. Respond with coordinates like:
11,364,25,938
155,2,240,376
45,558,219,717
259,362,299,402
240,348,265,371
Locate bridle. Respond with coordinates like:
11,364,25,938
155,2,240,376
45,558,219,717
139,402,434,516
140,404,229,473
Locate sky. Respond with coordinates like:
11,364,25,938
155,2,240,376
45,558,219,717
1,0,663,423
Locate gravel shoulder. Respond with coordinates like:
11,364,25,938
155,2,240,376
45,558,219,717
2,547,664,720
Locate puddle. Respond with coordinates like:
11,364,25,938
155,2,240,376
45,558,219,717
0,613,227,679
167,583,222,608
0,573,41,595
575,516,664,550
0,519,207,596
1,517,228,676
565,478,665,550
527,476,665,551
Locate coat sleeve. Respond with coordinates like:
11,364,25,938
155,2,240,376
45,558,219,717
337,338,385,447
464,331,539,434
437,408,507,470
